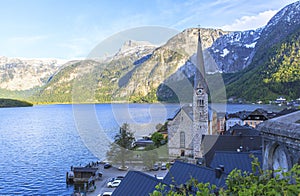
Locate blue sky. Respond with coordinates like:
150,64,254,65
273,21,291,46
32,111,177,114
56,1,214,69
0,0,297,59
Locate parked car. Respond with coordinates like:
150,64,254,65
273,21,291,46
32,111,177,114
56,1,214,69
115,176,124,180
107,179,122,188
104,163,112,169
99,192,113,196
156,176,164,180
161,163,167,170
152,163,159,171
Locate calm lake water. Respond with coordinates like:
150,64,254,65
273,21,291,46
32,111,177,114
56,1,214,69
0,103,282,195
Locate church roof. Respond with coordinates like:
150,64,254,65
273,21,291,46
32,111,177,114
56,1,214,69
167,107,181,121
167,104,215,121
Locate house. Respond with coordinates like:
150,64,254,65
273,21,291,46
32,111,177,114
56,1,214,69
209,151,262,174
275,96,286,105
132,138,154,148
225,112,245,131
216,112,226,134
243,108,269,128
72,167,98,183
225,109,270,130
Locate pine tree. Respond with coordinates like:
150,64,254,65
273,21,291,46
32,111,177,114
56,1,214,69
106,123,135,170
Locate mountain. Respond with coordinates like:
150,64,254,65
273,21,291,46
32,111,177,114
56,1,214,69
31,28,227,103
32,41,157,103
1,2,299,103
225,1,300,102
0,57,65,91
208,29,262,73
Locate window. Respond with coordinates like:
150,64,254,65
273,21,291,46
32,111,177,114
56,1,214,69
180,132,185,148
197,99,204,107
180,150,185,157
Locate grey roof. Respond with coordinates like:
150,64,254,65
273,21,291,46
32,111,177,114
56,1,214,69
275,107,298,117
225,124,260,136
202,135,262,166
245,108,269,120
257,110,300,138
226,111,251,120
209,151,262,174
112,171,161,196
72,167,98,173
163,161,227,188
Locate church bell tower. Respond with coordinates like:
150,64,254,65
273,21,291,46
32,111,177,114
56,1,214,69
193,28,208,159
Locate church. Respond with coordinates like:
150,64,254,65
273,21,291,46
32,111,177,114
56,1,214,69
168,28,210,161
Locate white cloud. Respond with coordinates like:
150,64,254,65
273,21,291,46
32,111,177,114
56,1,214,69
221,10,278,31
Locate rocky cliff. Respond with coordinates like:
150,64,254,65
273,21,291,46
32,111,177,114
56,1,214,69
0,57,64,91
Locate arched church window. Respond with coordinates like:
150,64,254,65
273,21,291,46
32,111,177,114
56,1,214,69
180,132,185,148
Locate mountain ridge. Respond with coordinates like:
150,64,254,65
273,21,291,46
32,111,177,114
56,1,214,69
0,1,299,103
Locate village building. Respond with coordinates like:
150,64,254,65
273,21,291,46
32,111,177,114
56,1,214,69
243,108,269,128
225,109,273,131
225,113,245,131
216,112,226,134
257,110,300,172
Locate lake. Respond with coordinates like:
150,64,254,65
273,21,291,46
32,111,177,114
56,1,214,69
0,103,282,195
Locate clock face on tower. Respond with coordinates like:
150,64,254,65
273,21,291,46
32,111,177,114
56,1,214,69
196,88,203,95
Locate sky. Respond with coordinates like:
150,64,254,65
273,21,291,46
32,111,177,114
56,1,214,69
0,0,297,59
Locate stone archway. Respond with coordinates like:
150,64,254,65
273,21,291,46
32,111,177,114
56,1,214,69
267,143,292,176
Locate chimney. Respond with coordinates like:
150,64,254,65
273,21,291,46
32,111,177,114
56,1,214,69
219,165,225,172
215,167,222,179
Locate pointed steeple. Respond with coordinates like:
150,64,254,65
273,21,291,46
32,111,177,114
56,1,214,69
194,28,207,92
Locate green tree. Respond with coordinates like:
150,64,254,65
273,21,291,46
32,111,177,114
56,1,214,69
151,132,165,147
141,145,159,170
156,122,168,132
150,156,300,196
106,123,135,169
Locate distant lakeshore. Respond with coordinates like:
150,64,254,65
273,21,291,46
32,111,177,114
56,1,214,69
0,98,33,108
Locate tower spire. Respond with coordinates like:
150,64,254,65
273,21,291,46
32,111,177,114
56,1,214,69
194,26,207,91
193,26,209,159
